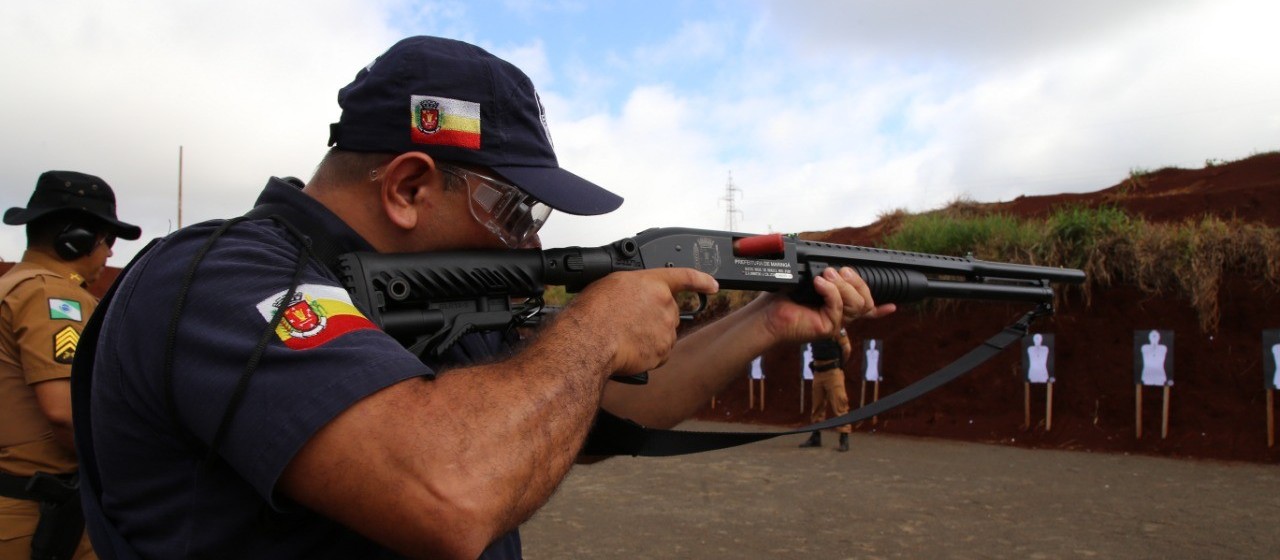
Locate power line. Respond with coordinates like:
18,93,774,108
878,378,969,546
720,171,743,231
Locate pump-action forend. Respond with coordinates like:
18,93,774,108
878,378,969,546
338,227,1086,359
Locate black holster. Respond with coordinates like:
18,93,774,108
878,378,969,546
25,472,85,560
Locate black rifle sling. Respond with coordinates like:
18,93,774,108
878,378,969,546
582,304,1047,457
243,201,346,274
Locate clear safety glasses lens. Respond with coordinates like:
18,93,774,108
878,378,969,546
443,166,551,247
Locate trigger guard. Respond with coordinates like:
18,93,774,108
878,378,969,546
609,372,649,385
679,294,707,321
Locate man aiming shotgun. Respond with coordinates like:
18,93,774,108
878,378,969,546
73,36,895,559
339,227,1083,457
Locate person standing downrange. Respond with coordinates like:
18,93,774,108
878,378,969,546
799,329,853,452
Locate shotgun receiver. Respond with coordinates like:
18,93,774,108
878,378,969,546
338,227,1085,360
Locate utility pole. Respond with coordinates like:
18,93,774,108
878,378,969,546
177,145,184,229
720,171,743,231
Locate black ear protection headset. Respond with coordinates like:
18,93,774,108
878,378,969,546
55,220,101,260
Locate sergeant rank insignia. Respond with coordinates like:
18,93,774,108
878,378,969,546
53,326,80,364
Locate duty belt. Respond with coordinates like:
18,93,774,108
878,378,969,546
0,471,36,500
809,359,842,372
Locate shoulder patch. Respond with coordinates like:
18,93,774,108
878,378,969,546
49,298,83,321
256,284,377,350
54,325,80,364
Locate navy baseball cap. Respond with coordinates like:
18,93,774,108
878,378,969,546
4,170,142,239
328,36,623,216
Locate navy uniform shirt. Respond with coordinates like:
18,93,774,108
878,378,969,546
82,178,522,559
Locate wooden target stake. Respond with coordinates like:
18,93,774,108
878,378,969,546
760,379,766,411
1046,382,1054,432
748,376,755,411
1161,385,1171,440
852,380,867,429
1023,382,1031,428
871,379,881,425
1135,384,1143,439
1267,390,1275,448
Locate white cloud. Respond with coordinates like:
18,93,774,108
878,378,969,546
912,0,1280,203
539,85,729,246
535,0,1280,252
2,0,1277,266
627,20,735,72
764,0,1205,64
0,0,402,263
489,40,554,91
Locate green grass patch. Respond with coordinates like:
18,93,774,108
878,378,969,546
876,204,1279,332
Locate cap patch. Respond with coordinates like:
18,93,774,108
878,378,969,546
54,326,79,364
256,284,377,350
49,298,83,321
410,95,481,149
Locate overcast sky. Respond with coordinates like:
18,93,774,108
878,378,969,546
2,0,1277,265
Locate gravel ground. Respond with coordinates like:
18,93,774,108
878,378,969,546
522,421,1280,559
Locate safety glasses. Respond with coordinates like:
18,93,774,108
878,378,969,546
439,164,551,248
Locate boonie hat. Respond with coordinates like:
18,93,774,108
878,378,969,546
4,170,142,240
328,36,623,216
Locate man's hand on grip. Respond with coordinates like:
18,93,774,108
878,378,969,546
566,268,719,377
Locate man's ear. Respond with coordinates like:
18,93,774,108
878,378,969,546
378,152,438,231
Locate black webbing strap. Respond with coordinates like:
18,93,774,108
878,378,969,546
244,202,346,275
582,303,1049,457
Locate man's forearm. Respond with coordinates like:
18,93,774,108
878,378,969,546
33,378,77,454
599,295,779,428
281,313,615,558
441,312,615,530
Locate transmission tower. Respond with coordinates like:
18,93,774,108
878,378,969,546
720,172,743,231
